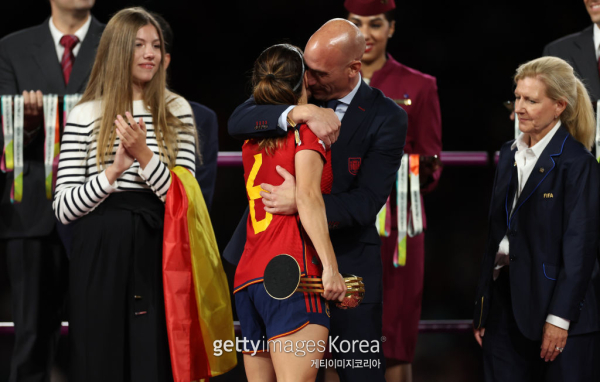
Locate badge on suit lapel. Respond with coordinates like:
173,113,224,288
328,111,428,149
348,157,362,175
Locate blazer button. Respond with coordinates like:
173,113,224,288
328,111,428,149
509,256,516,261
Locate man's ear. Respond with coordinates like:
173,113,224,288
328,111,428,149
348,60,361,78
164,53,171,70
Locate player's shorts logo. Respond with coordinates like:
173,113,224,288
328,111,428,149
325,301,330,317
348,157,361,175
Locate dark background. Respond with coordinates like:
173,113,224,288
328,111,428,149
0,1,593,381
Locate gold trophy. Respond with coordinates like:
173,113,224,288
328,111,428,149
263,254,365,309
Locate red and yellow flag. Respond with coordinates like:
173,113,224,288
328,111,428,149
163,166,236,381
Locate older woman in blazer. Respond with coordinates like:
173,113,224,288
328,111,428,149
473,56,600,382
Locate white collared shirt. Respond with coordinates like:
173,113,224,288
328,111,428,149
48,16,91,63
495,121,570,330
278,74,363,129
594,23,600,61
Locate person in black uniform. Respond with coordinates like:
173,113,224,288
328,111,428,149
226,19,407,381
0,0,103,380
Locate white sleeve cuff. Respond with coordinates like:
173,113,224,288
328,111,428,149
546,314,570,330
138,153,161,181
98,170,119,192
277,105,296,131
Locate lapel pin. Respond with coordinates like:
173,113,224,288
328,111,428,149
539,167,545,173
514,161,517,167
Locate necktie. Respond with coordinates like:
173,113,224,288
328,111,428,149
326,99,339,110
60,35,79,85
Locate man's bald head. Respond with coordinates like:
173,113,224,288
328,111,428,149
304,19,365,100
306,19,365,64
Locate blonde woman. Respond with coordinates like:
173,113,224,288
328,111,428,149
473,56,600,381
52,8,196,381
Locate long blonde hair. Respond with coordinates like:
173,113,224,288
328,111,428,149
80,7,193,170
515,56,595,149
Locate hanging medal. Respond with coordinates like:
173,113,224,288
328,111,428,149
1,96,13,173
11,95,24,203
43,94,59,200
393,153,409,267
407,154,423,238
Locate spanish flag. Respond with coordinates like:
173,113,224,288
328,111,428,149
163,166,237,381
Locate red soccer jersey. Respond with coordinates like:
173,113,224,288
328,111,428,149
234,124,331,293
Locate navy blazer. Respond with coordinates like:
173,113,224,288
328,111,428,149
474,127,600,340
225,81,407,304
189,101,218,210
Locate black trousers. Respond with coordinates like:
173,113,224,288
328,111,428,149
69,192,172,382
483,269,600,382
5,231,67,382
329,302,386,381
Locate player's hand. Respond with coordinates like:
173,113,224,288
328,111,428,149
473,326,485,347
321,265,346,302
289,104,340,146
540,322,567,362
260,165,297,215
106,142,134,184
23,90,44,133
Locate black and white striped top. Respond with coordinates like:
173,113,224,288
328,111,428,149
53,95,196,224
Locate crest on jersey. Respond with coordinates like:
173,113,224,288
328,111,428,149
348,157,362,175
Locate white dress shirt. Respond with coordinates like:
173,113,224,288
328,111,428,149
48,16,91,63
278,74,362,129
495,121,570,330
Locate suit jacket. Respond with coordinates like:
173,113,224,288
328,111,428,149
189,101,218,210
226,81,407,303
543,25,600,102
0,17,104,239
474,127,600,340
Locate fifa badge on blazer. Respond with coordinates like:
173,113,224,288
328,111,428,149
348,157,362,175
543,193,554,199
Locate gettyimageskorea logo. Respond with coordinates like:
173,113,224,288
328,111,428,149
213,336,381,357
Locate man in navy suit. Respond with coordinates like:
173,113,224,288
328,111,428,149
226,19,407,381
0,1,103,380
473,57,600,381
543,0,600,102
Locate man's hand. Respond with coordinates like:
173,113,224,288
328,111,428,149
260,165,297,215
289,104,340,146
473,326,485,347
540,322,567,362
23,90,44,132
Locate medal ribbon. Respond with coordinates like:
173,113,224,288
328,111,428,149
1,96,14,172
407,154,423,238
393,154,409,267
44,94,59,199
11,96,24,203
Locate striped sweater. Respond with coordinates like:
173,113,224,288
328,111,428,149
53,95,196,224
